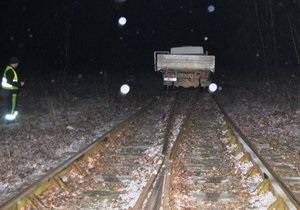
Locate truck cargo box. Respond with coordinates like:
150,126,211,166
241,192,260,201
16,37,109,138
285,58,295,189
155,54,215,72
154,46,215,88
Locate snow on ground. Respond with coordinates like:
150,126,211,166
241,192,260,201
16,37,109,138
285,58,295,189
216,70,300,208
0,73,160,203
0,69,299,207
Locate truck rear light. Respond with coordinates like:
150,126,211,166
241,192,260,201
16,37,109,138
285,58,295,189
163,73,177,81
164,77,177,82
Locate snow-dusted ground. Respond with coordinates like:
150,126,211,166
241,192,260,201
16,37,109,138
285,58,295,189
215,71,300,153
0,72,161,203
0,69,299,207
215,70,300,208
215,71,300,137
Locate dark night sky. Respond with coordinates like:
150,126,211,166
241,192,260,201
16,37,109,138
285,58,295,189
1,0,300,76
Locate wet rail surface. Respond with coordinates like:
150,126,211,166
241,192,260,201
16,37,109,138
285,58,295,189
0,91,299,209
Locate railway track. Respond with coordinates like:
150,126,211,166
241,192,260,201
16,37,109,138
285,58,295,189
213,95,300,209
0,90,299,209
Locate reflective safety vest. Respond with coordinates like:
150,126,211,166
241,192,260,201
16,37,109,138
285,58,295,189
1,65,19,90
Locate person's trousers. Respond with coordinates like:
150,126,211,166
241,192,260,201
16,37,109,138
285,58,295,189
6,90,18,114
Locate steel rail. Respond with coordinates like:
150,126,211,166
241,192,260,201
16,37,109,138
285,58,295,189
132,91,178,210
146,90,197,210
133,90,197,210
160,90,197,210
0,100,154,210
212,95,300,210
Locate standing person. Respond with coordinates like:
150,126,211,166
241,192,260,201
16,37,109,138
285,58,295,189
1,57,24,123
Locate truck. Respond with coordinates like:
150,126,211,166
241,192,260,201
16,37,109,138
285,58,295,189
154,46,215,89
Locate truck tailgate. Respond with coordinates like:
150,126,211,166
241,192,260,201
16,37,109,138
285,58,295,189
156,54,215,72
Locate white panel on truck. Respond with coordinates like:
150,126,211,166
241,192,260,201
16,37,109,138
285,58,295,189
156,54,215,72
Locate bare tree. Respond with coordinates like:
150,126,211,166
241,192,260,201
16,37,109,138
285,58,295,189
268,0,279,69
254,0,269,78
281,4,300,66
